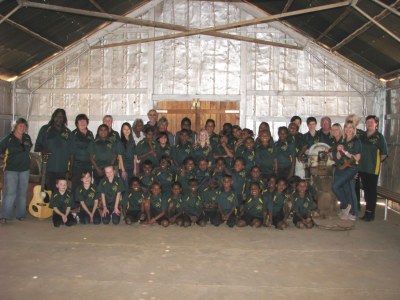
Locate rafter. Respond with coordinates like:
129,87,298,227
316,8,351,41
282,0,294,13
0,4,20,25
88,0,105,13
371,0,400,17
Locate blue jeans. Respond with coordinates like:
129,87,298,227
332,166,358,216
0,170,30,220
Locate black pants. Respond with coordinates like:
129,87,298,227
360,172,379,214
102,206,121,225
125,209,141,223
203,210,221,226
52,213,76,227
240,212,262,226
79,208,101,224
215,211,237,227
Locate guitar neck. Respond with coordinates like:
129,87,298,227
40,161,47,192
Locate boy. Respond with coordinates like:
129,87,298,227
292,179,316,229
176,157,196,195
172,129,192,166
168,181,184,225
139,160,155,194
143,182,169,227
122,177,147,225
237,182,264,227
264,177,291,230
245,166,265,198
232,157,247,204
195,158,211,194
216,175,238,227
199,179,221,226
154,156,175,197
49,178,76,227
180,179,203,227
255,130,277,180
75,171,101,224
275,126,296,179
98,165,125,225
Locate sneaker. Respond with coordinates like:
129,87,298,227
338,209,346,217
339,214,349,221
343,204,351,216
348,214,356,221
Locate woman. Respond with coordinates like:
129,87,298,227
34,108,71,191
190,129,213,166
118,122,136,191
70,114,94,194
359,115,388,222
89,124,117,185
205,119,219,149
132,118,145,145
0,118,33,223
332,122,361,221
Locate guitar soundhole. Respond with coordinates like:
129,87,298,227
43,193,50,204
32,205,39,213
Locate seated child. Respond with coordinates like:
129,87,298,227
139,160,155,194
211,157,230,189
199,179,221,226
216,175,238,228
264,177,290,230
98,165,125,225
262,175,277,195
74,171,101,225
154,156,175,198
143,181,169,227
195,158,211,194
168,181,184,225
237,182,264,228
292,179,316,229
49,178,77,227
176,157,196,195
122,177,147,225
245,165,265,198
180,179,203,227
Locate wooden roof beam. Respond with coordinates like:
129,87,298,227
316,8,351,41
88,0,105,13
371,0,400,17
0,4,20,25
282,0,294,13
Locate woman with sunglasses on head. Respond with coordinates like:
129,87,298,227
359,115,388,222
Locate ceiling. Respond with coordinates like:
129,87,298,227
0,0,399,81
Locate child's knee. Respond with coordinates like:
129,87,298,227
125,217,132,225
198,220,206,227
237,219,246,227
251,219,261,228
183,221,191,227
296,221,305,229
161,219,169,227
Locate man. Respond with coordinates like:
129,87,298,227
143,109,158,134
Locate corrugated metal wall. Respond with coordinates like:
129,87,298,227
0,80,12,138
13,0,383,145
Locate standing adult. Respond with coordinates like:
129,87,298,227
359,115,388,221
118,122,136,191
34,108,72,191
317,116,334,146
102,115,120,145
132,118,145,145
155,117,175,146
70,114,94,194
0,118,33,223
143,109,158,134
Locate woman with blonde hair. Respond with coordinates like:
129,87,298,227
190,129,213,166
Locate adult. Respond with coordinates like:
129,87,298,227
205,118,219,148
118,122,136,191
332,122,361,221
132,118,145,146
70,114,94,194
143,109,158,134
155,117,175,146
318,116,334,146
102,115,120,145
190,129,213,165
0,118,33,223
34,108,72,191
359,115,388,222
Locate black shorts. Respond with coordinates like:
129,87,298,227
293,213,312,225
272,209,285,227
151,211,169,224
240,212,263,226
126,209,142,223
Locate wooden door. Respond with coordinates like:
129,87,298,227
155,100,239,134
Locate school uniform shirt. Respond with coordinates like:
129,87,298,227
232,169,247,196
97,177,125,207
149,194,168,214
0,132,32,171
200,187,220,211
50,190,73,214
292,192,316,217
190,144,213,165
241,148,256,174
289,133,306,157
172,143,192,166
243,196,264,219
255,143,277,177
209,133,219,149
195,168,211,193
155,143,172,162
317,129,334,146
217,190,238,215
70,129,94,168
213,144,233,167
338,136,362,168
168,194,184,215
303,131,319,148
117,138,136,171
275,139,296,169
359,131,388,175
34,125,72,173
176,170,196,195
139,173,155,192
182,194,203,217
154,167,175,196
108,129,121,146
264,191,286,216
136,139,158,167
74,184,99,209
245,177,265,198
175,130,196,146
123,189,148,211
88,137,116,169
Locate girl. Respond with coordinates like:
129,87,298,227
118,122,136,191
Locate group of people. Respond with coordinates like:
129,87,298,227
0,108,387,228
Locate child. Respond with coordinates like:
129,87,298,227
262,175,277,195
139,160,155,194
74,171,101,225
216,175,238,228
199,179,221,226
237,182,264,227
292,180,316,229
136,127,158,168
172,129,192,167
98,165,125,225
211,157,230,189
168,181,184,225
255,130,277,180
176,157,196,195
195,158,211,194
264,177,290,230
156,132,172,162
241,137,256,175
154,156,175,198
213,134,234,167
232,157,247,205
275,126,296,179
245,165,265,198
143,182,169,227
49,178,77,227
180,179,203,227
122,177,147,225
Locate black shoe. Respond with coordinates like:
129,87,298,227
16,217,25,221
361,212,375,222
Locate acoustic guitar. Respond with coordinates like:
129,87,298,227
28,154,53,219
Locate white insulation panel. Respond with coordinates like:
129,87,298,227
12,0,384,144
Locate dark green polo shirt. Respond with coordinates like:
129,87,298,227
317,129,334,146
275,139,295,169
97,177,125,206
359,131,388,175
255,144,276,177
172,143,192,166
264,191,286,216
136,139,158,167
232,169,247,196
88,138,116,169
122,189,147,211
243,196,264,218
149,194,168,214
292,192,316,217
303,131,319,148
117,139,136,170
195,168,211,193
200,187,220,211
50,190,73,214
217,190,238,214
0,132,32,171
156,144,172,162
182,194,203,217
190,144,213,165
34,125,71,172
242,148,256,174
70,129,94,168
74,184,99,209
154,167,175,196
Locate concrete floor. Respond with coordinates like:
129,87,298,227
1,204,400,300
